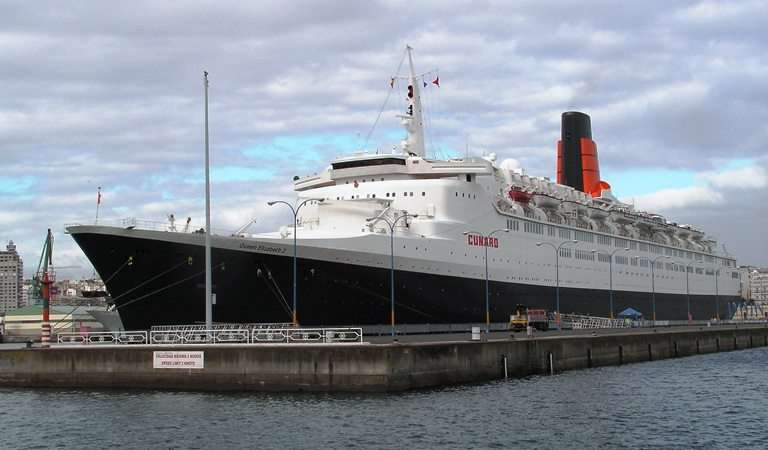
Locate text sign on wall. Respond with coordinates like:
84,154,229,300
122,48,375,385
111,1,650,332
153,351,204,369
466,234,499,248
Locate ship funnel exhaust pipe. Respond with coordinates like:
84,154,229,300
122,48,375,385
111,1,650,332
557,111,608,197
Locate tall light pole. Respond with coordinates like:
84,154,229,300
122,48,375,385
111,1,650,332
649,255,671,322
268,198,324,325
714,268,720,320
674,260,691,322
597,247,630,319
463,228,509,334
366,213,418,339
203,71,212,329
537,239,578,329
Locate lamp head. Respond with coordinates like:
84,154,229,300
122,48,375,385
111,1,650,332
624,247,630,251
267,201,277,206
503,228,510,232
536,242,543,246
462,231,470,235
572,239,578,243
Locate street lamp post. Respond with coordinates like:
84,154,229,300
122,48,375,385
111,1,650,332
537,239,578,329
366,213,418,339
714,268,720,320
674,260,691,322
267,198,324,325
599,247,630,319
649,255,671,323
463,228,509,334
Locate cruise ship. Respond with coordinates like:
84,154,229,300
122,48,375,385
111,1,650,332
67,48,740,331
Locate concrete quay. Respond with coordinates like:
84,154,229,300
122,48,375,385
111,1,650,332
0,324,766,392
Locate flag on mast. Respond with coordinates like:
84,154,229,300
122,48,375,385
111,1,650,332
95,186,102,224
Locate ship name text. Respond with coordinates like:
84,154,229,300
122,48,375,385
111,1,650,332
239,243,287,254
466,234,499,248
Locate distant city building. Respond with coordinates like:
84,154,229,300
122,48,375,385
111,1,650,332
735,266,768,320
0,241,23,313
749,269,768,302
739,266,768,302
49,278,109,307
20,281,32,308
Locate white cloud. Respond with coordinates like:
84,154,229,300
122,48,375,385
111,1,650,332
675,1,763,22
630,185,722,211
699,165,768,189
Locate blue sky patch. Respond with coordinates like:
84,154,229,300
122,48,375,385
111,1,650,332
604,168,697,198
211,166,275,183
243,134,363,166
0,176,36,195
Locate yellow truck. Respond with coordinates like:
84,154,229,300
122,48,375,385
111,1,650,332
509,304,549,331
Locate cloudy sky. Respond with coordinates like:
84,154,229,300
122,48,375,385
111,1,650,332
1,0,767,278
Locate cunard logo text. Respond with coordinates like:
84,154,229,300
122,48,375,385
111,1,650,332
466,234,499,248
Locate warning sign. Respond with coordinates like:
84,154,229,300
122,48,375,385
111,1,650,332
153,351,204,369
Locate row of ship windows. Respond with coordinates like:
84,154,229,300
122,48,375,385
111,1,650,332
336,192,426,200
351,252,739,281
506,218,733,267
395,243,740,279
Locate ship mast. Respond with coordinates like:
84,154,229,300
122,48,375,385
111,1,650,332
401,45,426,157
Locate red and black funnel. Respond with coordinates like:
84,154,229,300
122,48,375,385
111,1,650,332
557,111,609,197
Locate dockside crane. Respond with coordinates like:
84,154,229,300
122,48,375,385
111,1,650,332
32,229,54,348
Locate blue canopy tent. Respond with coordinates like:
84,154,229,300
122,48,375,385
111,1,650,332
618,307,643,320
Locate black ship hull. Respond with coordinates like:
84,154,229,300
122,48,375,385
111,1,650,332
70,229,739,331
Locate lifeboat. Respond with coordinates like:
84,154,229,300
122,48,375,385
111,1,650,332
531,193,560,209
587,206,609,220
508,188,532,204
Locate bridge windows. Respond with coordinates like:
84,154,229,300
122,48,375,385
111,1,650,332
575,230,594,243
506,219,520,231
524,222,544,235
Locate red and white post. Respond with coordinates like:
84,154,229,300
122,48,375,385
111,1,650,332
41,270,52,348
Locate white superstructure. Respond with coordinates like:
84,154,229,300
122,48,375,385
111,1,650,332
248,47,739,305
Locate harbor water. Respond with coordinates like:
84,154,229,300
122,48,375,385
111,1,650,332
1,347,765,449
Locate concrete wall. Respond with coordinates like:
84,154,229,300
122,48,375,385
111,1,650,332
0,326,767,392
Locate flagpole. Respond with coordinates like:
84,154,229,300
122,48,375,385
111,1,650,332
95,186,101,225
204,71,213,330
